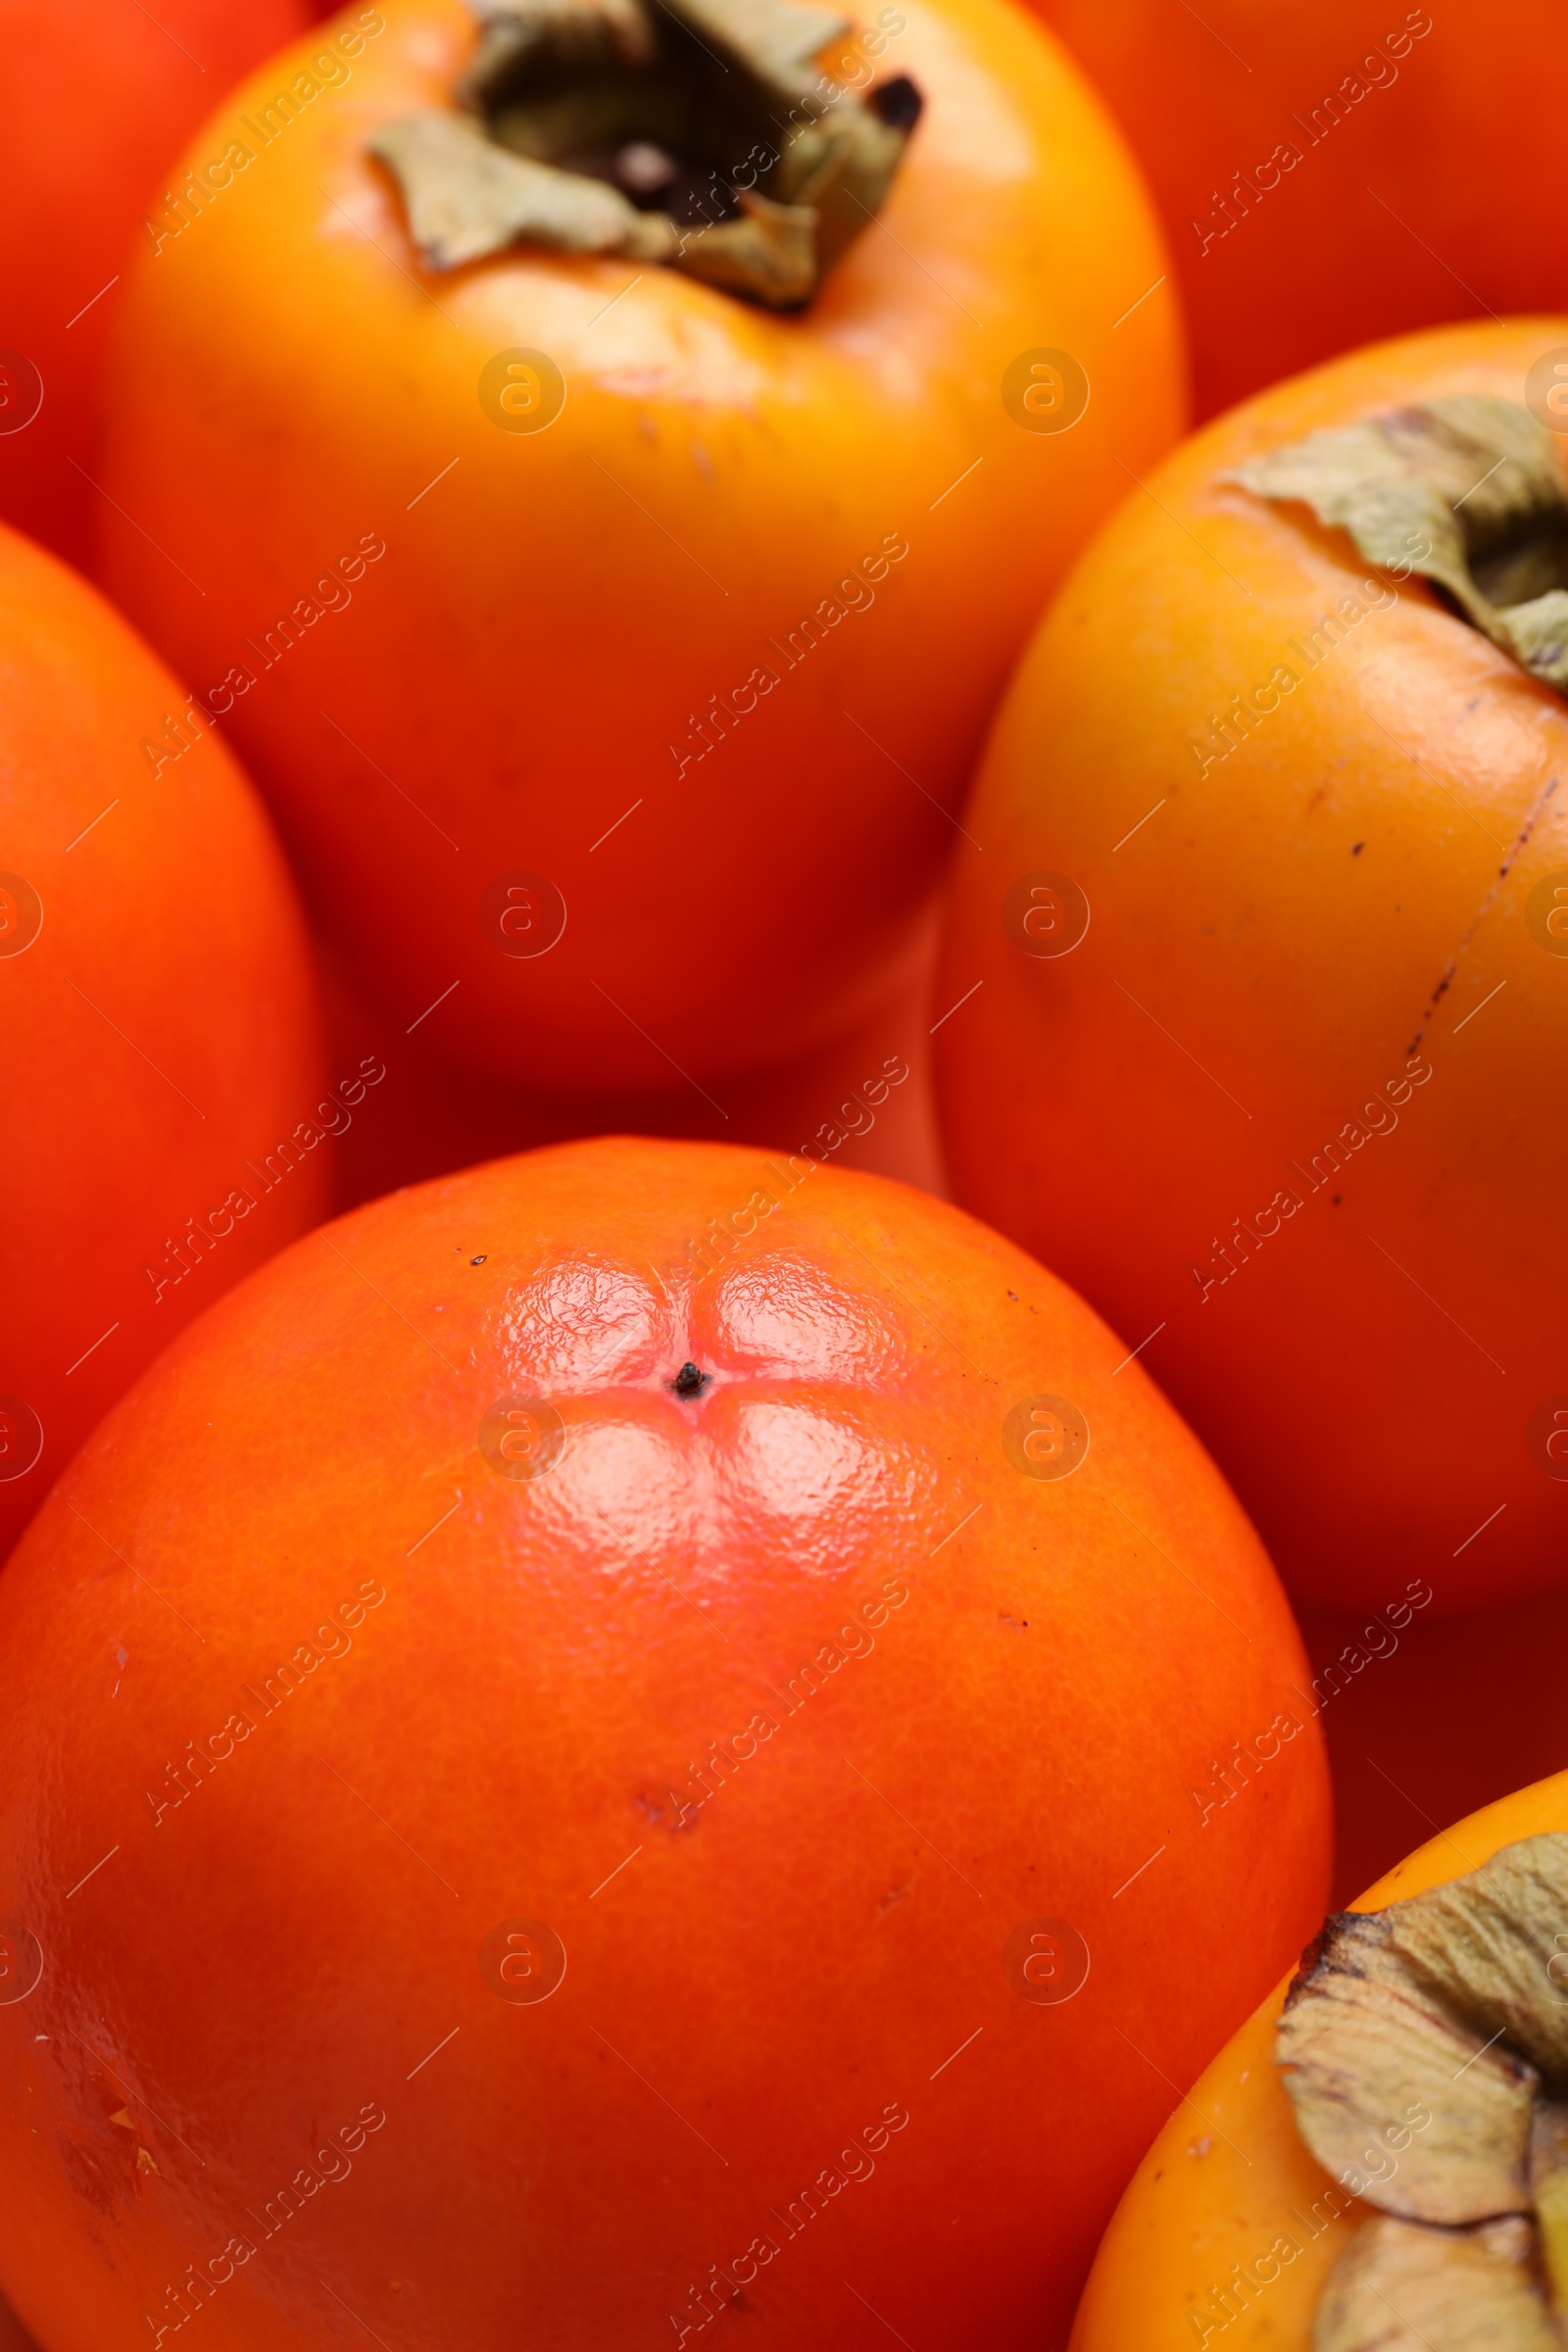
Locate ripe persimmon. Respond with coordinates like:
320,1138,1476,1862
0,0,312,569
0,1138,1325,2349
1069,1772,1568,2352
98,0,1183,1096
1027,0,1568,419
935,319,1568,1616
0,520,327,1560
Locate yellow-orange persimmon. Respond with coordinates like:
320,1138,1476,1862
0,521,326,1560
99,0,1183,1096
1070,1770,1568,2352
935,320,1568,1616
0,1139,1325,2349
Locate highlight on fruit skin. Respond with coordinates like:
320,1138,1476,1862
0,1137,1327,2351
1068,1772,1568,2352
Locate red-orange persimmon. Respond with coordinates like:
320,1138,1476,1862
0,520,326,1558
0,1140,1326,2348
1028,0,1568,418
0,0,311,568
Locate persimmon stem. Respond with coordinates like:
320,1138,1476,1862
370,0,923,306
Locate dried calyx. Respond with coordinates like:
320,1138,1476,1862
368,0,923,306
1227,398,1568,690
1277,1834,1568,2349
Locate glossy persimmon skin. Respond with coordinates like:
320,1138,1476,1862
1028,0,1568,420
0,0,311,570
1069,1768,1568,2352
97,0,1184,1096
0,521,327,1560
935,319,1568,1617
0,1139,1326,2351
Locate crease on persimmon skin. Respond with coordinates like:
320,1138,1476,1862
476,1242,941,1586
489,1247,914,1393
511,1384,936,1590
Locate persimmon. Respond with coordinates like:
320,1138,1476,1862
0,1138,1326,2350
1026,0,1568,420
0,0,311,570
0,520,327,1561
1070,1771,1568,2352
935,319,1568,1616
97,0,1184,1096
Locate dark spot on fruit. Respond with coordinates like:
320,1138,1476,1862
672,1360,708,1397
1332,1194,1342,1205
470,1254,487,1265
1350,842,1364,855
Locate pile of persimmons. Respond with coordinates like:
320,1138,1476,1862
2,2,1566,2347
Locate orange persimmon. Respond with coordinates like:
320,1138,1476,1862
0,1139,1326,2350
98,0,1183,1097
1027,0,1568,419
0,520,327,1559
935,319,1568,1616
1069,1771,1568,2352
0,0,312,569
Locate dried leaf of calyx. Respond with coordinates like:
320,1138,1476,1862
1276,1835,1568,2348
1226,399,1568,690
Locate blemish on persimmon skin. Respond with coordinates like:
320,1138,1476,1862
671,1360,709,1398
